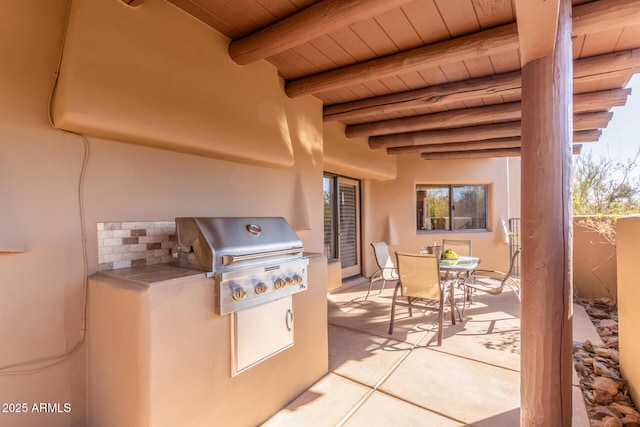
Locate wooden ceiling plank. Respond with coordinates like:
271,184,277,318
579,28,623,58
396,71,429,91
285,23,520,97
614,23,640,51
229,0,416,64
464,56,496,78
326,27,376,62
402,0,451,45
434,0,480,36
348,18,399,58
471,0,515,29
308,35,359,69
439,62,472,83
374,7,424,51
324,47,640,121
572,0,640,36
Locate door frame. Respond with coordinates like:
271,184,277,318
337,176,361,278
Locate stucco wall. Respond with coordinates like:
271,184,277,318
0,1,324,425
616,215,640,406
573,216,617,300
364,154,514,278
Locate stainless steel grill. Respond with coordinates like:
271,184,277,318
174,217,308,315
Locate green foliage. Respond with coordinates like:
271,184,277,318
572,148,640,216
572,148,640,245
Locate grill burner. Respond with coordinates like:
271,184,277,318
174,217,308,315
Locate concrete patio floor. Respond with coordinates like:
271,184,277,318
263,278,598,426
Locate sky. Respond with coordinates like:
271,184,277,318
581,74,640,168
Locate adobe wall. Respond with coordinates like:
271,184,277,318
615,215,640,406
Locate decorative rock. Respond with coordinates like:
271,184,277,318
595,390,615,405
587,307,610,319
593,377,621,396
610,403,640,419
615,394,633,405
584,340,595,352
595,347,620,363
594,361,617,378
594,406,619,420
602,415,624,427
574,299,638,427
600,319,618,330
575,361,588,375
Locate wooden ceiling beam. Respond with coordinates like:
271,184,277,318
421,148,521,160
228,0,414,65
346,102,521,138
284,23,520,97
285,0,640,98
369,122,522,149
345,88,628,138
573,88,631,113
323,48,640,122
388,133,592,155
419,144,582,160
369,112,607,150
395,137,521,154
574,129,602,143
574,111,613,130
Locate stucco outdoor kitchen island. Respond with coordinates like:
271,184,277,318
87,253,327,427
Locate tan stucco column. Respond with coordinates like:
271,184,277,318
520,0,574,425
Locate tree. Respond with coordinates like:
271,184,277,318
572,148,640,244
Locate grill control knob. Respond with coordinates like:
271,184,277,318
232,287,246,301
285,277,294,286
292,274,303,284
255,282,267,294
274,278,286,289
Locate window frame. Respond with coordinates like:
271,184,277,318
416,184,489,233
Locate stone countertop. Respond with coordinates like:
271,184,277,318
90,264,205,287
91,253,325,287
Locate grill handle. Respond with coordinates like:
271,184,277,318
222,248,303,266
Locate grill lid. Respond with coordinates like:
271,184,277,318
174,217,303,273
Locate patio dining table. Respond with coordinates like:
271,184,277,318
439,255,481,278
439,255,481,322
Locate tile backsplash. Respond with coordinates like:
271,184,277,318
97,221,175,271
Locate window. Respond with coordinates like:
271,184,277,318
416,184,488,231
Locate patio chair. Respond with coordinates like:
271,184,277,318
463,247,522,312
442,239,472,256
441,239,472,282
364,242,398,300
389,252,458,346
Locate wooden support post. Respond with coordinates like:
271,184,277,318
520,0,573,425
